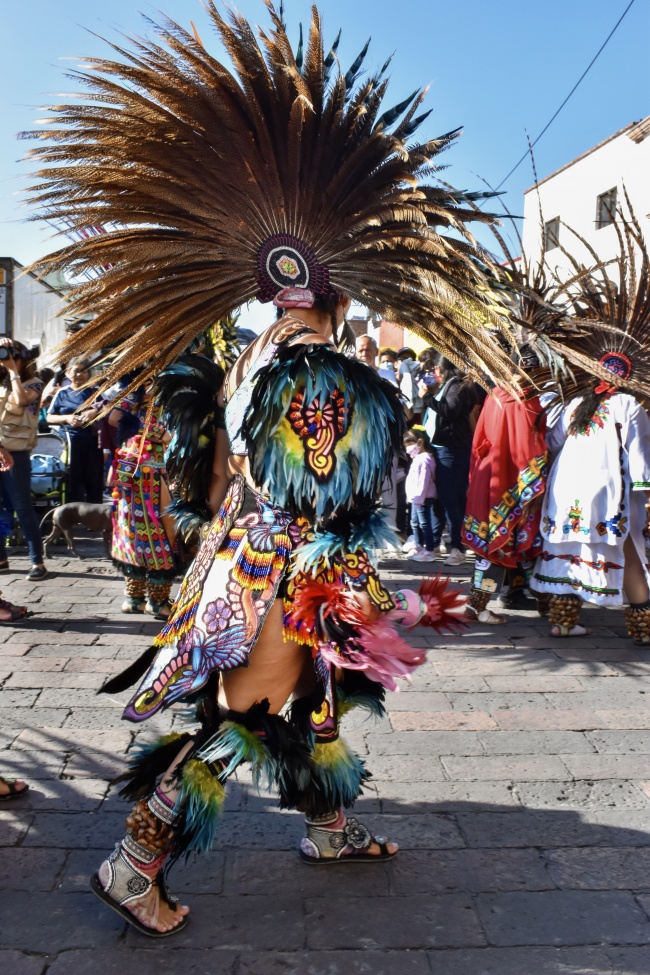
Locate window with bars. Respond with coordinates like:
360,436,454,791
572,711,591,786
543,217,560,251
596,187,617,229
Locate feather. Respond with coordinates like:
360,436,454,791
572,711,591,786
23,2,517,396
417,575,468,633
172,758,226,859
320,615,427,692
154,353,225,511
198,720,273,789
309,738,370,810
99,646,158,695
243,343,405,524
337,676,386,720
114,732,192,802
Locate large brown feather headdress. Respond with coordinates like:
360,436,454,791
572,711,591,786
25,1,515,388
533,197,650,403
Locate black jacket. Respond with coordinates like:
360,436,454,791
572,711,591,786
422,377,477,450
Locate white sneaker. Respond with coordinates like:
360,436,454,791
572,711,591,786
401,535,416,552
411,548,436,562
432,546,442,558
444,548,466,566
402,543,419,557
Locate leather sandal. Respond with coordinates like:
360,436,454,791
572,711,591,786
465,606,507,625
300,813,398,865
91,841,188,939
0,597,28,620
0,777,29,801
550,624,589,638
145,600,172,620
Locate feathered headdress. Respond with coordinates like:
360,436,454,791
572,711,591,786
488,217,594,396
538,197,650,402
24,1,516,390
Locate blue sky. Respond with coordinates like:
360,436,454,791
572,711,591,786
2,0,648,268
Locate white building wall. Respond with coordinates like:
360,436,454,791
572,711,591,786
522,118,650,280
13,268,67,353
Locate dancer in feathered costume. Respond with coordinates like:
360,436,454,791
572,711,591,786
109,385,177,618
25,2,516,937
527,203,650,638
463,355,549,624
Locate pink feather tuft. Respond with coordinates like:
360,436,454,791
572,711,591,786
320,616,427,692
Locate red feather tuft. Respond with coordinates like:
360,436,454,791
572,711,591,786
418,574,468,633
287,576,368,637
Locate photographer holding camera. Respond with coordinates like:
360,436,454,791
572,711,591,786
0,339,47,580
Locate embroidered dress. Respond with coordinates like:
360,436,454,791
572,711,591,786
111,399,175,577
463,388,548,567
531,393,650,605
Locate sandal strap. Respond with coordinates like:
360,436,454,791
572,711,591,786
157,871,179,911
0,777,22,796
477,609,507,625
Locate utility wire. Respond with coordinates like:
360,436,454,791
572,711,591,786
493,0,638,193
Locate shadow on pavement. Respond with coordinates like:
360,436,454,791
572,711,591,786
1,731,650,973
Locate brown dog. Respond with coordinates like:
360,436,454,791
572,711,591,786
41,503,113,559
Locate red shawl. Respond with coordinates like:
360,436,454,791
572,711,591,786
463,387,548,567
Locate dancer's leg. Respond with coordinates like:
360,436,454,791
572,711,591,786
623,534,650,604
466,559,506,624
549,594,587,637
221,600,397,859
623,535,650,644
122,571,146,613
220,601,311,714
95,742,193,934
145,575,173,618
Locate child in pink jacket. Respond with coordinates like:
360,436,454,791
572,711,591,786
404,426,437,562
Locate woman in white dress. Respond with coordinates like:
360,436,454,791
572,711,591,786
532,365,650,640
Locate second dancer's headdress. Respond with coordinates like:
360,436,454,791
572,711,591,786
538,199,650,403
25,1,515,388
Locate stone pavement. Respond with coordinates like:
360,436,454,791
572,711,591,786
1,536,650,974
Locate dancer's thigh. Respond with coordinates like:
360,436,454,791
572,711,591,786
220,599,312,714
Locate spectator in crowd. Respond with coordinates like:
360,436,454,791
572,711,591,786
0,340,47,580
396,347,418,415
355,334,407,534
355,334,378,368
378,347,399,384
41,366,69,410
397,347,432,421
403,426,438,561
47,357,104,504
420,354,477,566
417,347,436,374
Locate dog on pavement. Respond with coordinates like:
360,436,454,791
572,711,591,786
41,502,113,559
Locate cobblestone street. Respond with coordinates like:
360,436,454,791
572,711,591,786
2,538,650,974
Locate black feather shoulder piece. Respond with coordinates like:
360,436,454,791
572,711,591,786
154,353,225,532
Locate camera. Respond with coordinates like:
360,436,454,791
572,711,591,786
0,344,39,362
